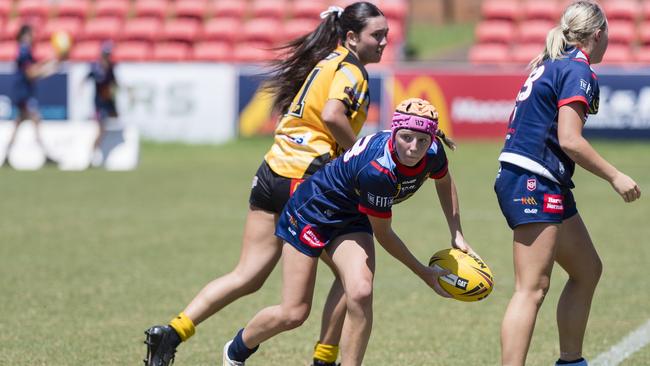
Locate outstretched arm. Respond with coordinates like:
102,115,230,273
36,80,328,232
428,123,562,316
434,171,473,253
558,102,641,203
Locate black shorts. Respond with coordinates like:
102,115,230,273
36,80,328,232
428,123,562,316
249,160,304,213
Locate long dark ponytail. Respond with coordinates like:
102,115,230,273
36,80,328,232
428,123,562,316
265,2,384,115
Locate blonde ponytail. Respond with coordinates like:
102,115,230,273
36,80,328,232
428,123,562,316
529,0,606,68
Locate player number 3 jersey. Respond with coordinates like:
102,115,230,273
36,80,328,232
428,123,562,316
265,45,370,179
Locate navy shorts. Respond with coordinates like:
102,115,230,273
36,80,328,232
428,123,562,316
494,162,577,229
276,209,372,257
249,160,304,213
95,101,118,122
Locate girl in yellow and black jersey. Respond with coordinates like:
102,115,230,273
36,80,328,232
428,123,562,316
143,3,388,366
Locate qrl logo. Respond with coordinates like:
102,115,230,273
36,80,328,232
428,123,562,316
527,178,537,191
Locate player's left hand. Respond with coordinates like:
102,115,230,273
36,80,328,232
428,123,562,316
451,232,475,255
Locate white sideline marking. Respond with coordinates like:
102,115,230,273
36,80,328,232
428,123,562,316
591,319,650,366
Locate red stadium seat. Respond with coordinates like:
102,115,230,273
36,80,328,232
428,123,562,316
173,0,208,20
56,0,90,20
379,0,408,22
152,42,191,61
481,0,520,22
283,18,320,41
603,0,639,21
468,43,510,64
475,20,515,44
0,0,12,20
639,22,650,45
0,41,17,61
133,0,169,21
3,18,22,41
635,46,650,63
291,0,325,20
41,17,83,41
192,41,233,61
517,20,554,44
644,2,650,21
512,43,543,64
522,0,561,21
33,40,54,60
201,17,241,42
233,41,275,62
250,0,286,20
82,17,122,42
211,0,247,20
601,44,633,65
241,18,283,46
112,41,152,61
69,40,100,61
121,17,163,43
607,20,636,46
17,0,50,22
94,0,130,20
387,19,404,42
161,18,201,43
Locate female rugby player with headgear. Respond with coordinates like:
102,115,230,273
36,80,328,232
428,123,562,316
144,3,388,366
221,98,473,366
494,2,641,366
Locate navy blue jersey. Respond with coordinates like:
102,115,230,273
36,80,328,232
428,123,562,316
499,47,600,188
12,43,35,104
87,62,116,105
287,130,447,225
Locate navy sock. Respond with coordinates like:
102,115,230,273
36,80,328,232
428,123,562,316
228,328,259,362
556,357,585,365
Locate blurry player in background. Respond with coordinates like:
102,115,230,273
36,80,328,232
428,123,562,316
494,2,641,366
144,3,388,366
222,98,471,366
84,41,118,165
3,24,65,164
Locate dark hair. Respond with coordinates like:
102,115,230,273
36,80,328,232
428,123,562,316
17,24,32,42
265,2,384,114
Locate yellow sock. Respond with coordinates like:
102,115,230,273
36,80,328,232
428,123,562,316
169,312,195,342
313,342,339,363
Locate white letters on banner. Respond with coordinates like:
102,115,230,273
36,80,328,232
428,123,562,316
69,63,237,144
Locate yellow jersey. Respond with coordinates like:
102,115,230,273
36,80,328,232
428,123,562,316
264,45,370,179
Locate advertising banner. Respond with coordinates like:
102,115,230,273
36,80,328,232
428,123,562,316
69,63,238,144
391,70,524,139
0,64,68,120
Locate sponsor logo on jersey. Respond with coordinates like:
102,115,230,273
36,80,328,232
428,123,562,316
367,193,393,207
281,132,312,145
527,178,537,191
513,197,538,205
543,194,564,214
300,225,326,248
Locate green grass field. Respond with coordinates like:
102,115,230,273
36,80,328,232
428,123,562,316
1,138,648,366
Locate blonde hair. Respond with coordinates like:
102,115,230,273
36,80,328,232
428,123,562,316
530,1,607,68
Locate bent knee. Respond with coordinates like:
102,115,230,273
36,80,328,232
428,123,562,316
280,304,311,329
516,279,550,306
346,280,374,308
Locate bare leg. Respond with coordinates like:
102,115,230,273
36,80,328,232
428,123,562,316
318,252,346,346
183,207,283,325
329,232,375,366
241,243,319,346
501,223,559,366
555,214,602,361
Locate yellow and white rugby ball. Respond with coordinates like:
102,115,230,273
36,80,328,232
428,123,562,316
429,248,494,302
51,30,72,58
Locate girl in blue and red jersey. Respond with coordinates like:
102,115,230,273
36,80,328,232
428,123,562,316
222,98,474,366
495,2,641,366
4,24,65,163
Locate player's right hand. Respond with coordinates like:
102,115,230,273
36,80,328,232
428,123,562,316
611,171,641,203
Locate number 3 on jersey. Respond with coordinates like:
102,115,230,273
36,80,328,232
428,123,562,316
516,65,545,102
343,134,373,162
